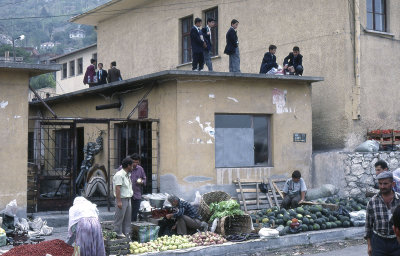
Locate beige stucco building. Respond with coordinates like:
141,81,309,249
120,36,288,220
71,0,400,150
50,44,97,95
28,71,322,205
0,63,59,211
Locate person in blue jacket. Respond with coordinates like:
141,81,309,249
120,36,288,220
259,45,278,74
190,17,207,71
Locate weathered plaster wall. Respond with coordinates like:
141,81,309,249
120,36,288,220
348,1,400,149
32,75,314,201
94,0,353,150
0,71,29,211
161,78,313,200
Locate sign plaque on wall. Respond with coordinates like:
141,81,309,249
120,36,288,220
293,133,306,142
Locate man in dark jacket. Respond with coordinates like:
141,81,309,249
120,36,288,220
190,17,207,71
224,19,240,72
259,45,278,74
96,63,108,85
283,46,303,75
107,61,122,83
201,18,215,71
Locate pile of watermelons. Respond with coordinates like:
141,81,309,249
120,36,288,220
251,197,368,236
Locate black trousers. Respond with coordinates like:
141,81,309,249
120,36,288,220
131,198,142,221
371,233,400,256
192,52,204,71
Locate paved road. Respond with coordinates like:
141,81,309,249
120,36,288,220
302,244,367,256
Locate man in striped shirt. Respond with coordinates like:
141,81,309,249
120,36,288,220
166,195,208,235
365,171,400,256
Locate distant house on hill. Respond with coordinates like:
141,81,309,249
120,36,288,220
69,28,85,39
40,42,55,50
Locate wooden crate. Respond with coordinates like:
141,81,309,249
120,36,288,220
234,178,286,212
104,237,130,256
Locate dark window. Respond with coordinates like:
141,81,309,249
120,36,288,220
69,60,75,76
204,7,218,56
62,63,67,79
77,58,83,75
367,0,386,31
215,114,270,168
55,129,70,168
115,122,153,193
92,53,97,61
28,132,34,163
181,16,193,63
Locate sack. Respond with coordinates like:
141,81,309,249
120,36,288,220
3,199,18,216
258,183,268,193
258,228,279,239
305,184,339,200
354,140,379,152
0,234,6,247
138,225,160,243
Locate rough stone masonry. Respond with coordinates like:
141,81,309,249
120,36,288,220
343,152,400,198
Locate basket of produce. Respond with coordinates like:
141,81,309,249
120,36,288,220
198,191,231,222
216,214,252,236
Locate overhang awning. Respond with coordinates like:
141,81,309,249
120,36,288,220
70,0,152,26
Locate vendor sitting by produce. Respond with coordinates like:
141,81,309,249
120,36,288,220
281,170,307,209
166,195,208,235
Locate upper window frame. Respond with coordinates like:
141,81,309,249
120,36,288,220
366,0,386,32
180,15,193,64
204,7,218,57
62,63,67,79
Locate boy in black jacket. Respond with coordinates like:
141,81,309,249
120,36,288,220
283,46,303,75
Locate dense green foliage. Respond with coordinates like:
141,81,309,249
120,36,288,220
0,44,31,62
30,73,56,89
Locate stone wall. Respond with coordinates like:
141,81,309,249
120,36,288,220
312,151,400,198
343,152,400,197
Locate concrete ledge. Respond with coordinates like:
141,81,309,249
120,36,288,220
142,227,364,256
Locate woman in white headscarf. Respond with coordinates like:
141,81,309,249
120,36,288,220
67,197,105,256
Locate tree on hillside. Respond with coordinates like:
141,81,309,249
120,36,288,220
0,44,31,62
30,73,56,89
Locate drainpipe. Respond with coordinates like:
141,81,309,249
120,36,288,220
352,0,361,119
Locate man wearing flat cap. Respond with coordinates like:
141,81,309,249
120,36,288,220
365,171,400,256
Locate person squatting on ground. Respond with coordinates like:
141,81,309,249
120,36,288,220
165,195,208,235
281,170,307,209
259,44,278,74
365,171,400,256
283,46,303,75
67,197,105,256
113,157,134,238
224,19,240,72
190,17,207,71
201,18,216,71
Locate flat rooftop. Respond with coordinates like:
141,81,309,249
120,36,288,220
0,62,61,77
30,69,323,105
